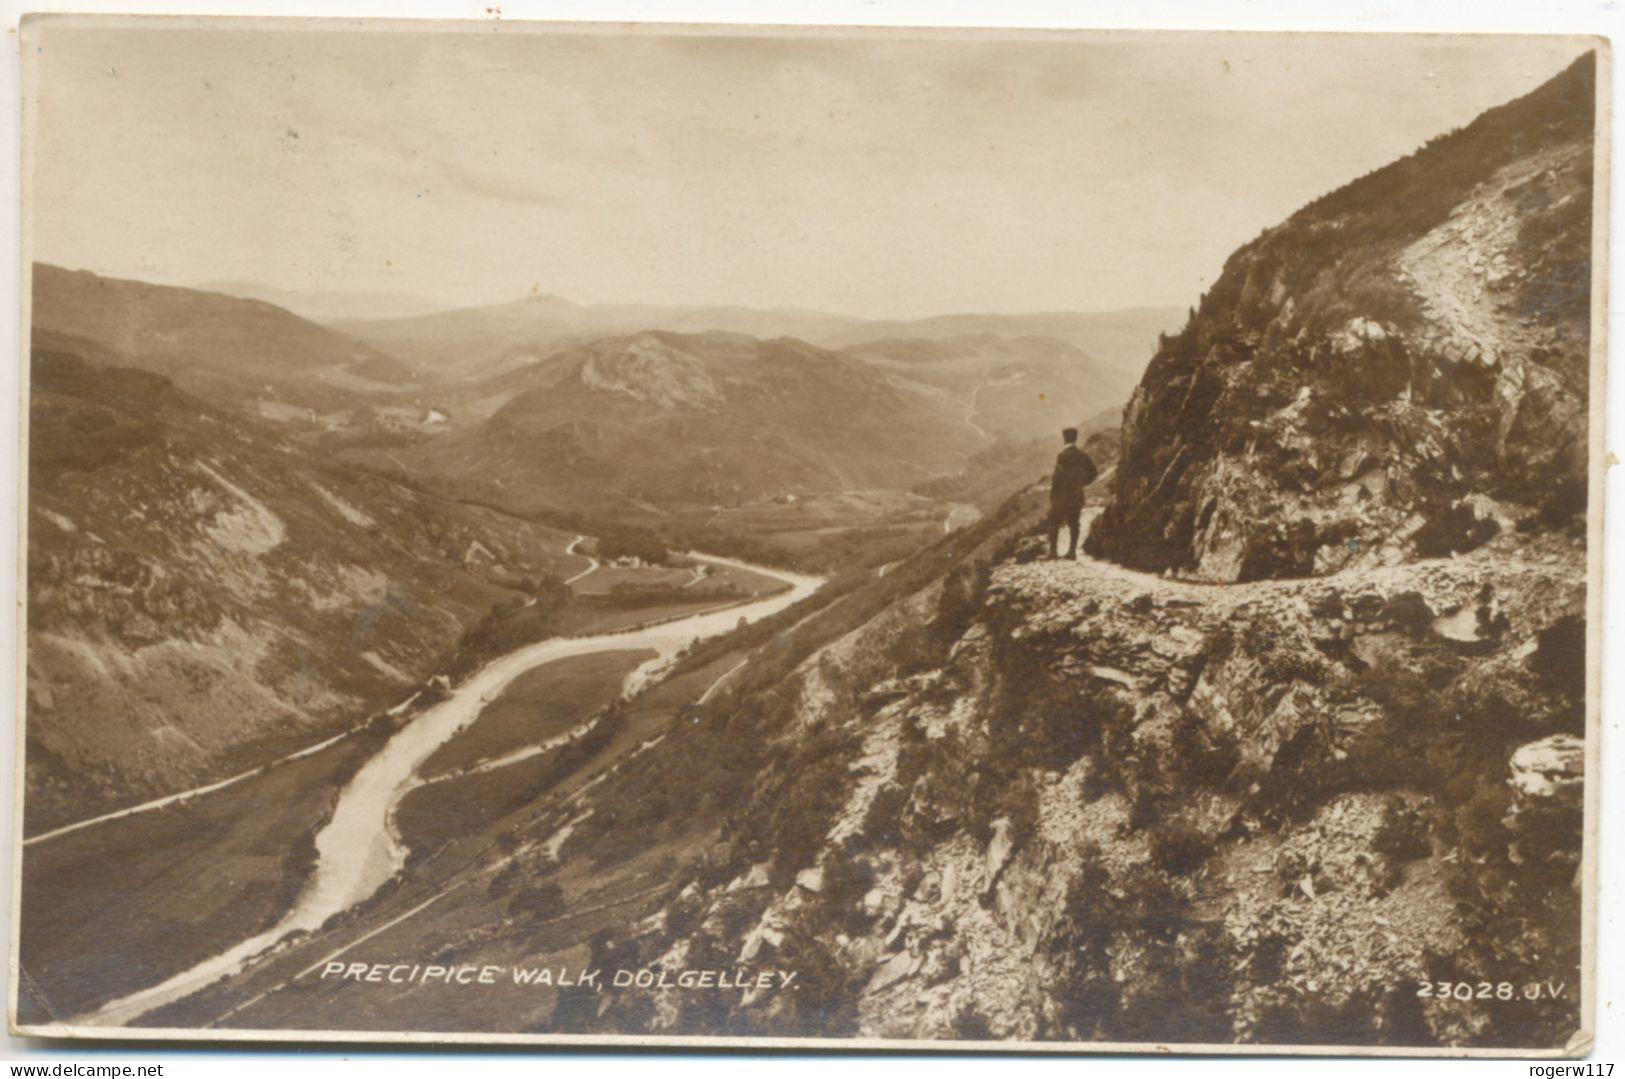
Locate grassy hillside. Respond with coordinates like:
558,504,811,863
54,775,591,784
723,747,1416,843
25,338,583,832
32,263,417,411
377,330,976,512
830,306,1182,401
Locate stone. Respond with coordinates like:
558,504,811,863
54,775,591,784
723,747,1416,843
1505,734,1585,869
1381,590,1435,633
984,818,1015,892
1087,665,1139,689
739,926,784,962
1508,734,1585,801
866,950,921,993
1349,591,1386,621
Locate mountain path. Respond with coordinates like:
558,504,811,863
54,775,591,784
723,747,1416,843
963,371,1025,443
1005,507,1560,616
562,534,599,585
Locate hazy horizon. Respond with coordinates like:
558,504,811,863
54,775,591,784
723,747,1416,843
33,260,1193,323
26,21,1591,320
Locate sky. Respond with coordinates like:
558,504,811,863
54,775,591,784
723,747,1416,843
24,20,1593,319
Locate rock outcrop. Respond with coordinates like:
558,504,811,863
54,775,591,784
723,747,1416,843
1087,54,1594,582
528,491,1583,1047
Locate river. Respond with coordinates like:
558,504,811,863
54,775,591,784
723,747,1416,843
75,554,823,1029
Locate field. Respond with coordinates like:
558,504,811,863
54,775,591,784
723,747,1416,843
417,650,657,780
16,723,389,1023
693,489,941,532
571,565,698,593
137,597,805,1034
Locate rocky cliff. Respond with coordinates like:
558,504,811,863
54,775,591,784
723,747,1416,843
1087,54,1593,582
535,493,1583,1047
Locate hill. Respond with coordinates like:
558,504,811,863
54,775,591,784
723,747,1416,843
25,336,583,833
334,295,867,384
336,290,1176,400
847,333,1121,446
1087,54,1595,581
377,329,980,513
31,264,419,410
829,306,1182,404
197,279,447,324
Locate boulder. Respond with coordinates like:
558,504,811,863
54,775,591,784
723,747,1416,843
1382,590,1435,633
1505,733,1585,869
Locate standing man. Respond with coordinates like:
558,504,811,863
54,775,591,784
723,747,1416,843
1048,426,1098,560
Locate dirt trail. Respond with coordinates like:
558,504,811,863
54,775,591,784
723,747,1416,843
561,534,599,586
1396,144,1584,371
1014,508,1546,614
963,371,1025,443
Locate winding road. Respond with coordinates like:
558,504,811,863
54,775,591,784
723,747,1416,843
27,532,605,848
963,371,1026,443
70,554,822,1030
561,534,599,585
22,691,423,848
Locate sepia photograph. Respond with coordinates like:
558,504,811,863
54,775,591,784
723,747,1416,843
7,16,1607,1055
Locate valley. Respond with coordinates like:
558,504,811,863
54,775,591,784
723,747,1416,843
33,265,1160,577
13,41,1598,1054
19,544,815,1029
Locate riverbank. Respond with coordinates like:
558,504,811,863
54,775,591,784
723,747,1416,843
21,553,820,1033
16,721,391,1025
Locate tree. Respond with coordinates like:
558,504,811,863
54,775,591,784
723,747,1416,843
596,525,670,565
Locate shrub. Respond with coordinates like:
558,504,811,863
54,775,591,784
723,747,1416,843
595,525,671,565
1149,819,1211,877
761,927,864,1036
1046,845,1120,1039
952,1005,993,1040
856,783,909,852
1529,614,1585,690
508,879,565,921
812,849,878,935
760,730,863,888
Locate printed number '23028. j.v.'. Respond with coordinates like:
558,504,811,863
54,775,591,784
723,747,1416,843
1416,981,1569,1001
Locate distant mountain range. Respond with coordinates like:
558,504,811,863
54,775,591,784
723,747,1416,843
383,330,977,513
326,288,1181,397
37,264,1169,520
196,280,445,324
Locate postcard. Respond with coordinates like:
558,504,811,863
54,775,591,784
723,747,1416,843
10,17,1606,1055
